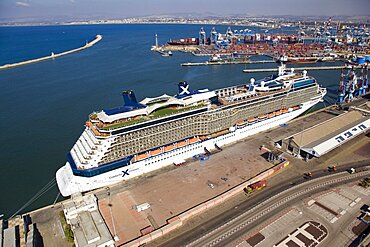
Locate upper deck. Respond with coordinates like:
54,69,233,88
87,66,318,137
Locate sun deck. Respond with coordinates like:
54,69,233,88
90,104,207,134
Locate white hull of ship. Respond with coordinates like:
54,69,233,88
56,98,321,196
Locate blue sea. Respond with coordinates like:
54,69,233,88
0,24,341,218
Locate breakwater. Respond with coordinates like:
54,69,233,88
0,34,102,70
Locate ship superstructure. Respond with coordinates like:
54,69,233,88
56,65,326,196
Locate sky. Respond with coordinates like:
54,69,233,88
0,0,370,22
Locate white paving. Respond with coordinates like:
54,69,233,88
260,209,302,238
317,191,351,213
351,184,370,196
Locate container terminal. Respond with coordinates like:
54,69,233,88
1,62,370,247
153,24,370,67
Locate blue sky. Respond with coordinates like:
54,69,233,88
1,0,369,21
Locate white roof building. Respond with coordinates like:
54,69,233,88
284,111,370,158
62,194,114,247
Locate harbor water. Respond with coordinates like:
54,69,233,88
0,24,340,218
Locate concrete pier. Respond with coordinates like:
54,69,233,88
243,65,360,73
0,34,103,70
181,60,275,66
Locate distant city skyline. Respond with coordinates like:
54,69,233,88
1,0,370,22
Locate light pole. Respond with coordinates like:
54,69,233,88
107,188,119,241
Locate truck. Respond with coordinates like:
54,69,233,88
245,180,267,193
348,168,356,174
328,165,337,172
304,172,313,178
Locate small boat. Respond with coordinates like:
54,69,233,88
161,51,172,57
209,54,223,62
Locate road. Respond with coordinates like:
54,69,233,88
159,164,369,247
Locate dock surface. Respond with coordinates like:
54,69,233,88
181,60,275,66
243,65,357,73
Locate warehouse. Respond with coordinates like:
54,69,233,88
282,111,370,160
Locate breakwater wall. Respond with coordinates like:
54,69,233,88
0,34,102,70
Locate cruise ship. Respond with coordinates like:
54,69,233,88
56,65,327,196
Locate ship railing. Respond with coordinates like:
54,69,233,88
76,141,90,160
75,139,88,158
79,136,93,154
71,148,87,165
86,129,100,145
79,139,93,155
82,132,96,150
86,128,98,144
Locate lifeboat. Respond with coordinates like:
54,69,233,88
282,108,289,113
292,106,300,110
176,141,188,148
248,117,258,123
236,120,245,126
164,145,175,152
136,153,149,161
150,148,162,156
258,114,267,120
275,110,282,116
268,112,276,118
189,137,200,144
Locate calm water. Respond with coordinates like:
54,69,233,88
0,24,340,218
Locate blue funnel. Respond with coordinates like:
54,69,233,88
122,90,139,106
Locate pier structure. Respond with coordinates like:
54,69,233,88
243,65,363,73
0,34,102,70
181,59,275,66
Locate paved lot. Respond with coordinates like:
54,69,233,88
98,136,274,244
29,205,73,247
233,182,370,247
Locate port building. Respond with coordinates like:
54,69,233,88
62,194,114,247
282,111,370,159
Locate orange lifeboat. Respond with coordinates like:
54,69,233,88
189,137,200,144
248,117,257,123
268,112,276,118
258,114,267,119
177,141,188,148
164,145,175,152
136,153,148,161
150,148,162,156
282,108,289,113
293,106,300,110
275,110,282,116
236,120,245,126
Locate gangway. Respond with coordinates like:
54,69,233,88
215,144,223,151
